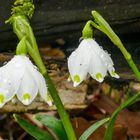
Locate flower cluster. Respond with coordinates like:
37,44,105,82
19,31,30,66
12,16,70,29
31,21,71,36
0,55,52,107
68,38,119,87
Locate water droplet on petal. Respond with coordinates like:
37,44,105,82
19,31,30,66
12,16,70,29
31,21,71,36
100,54,104,58
3,62,8,65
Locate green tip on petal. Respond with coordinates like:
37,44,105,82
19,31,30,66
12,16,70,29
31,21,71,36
67,75,72,82
95,73,103,82
0,94,5,108
22,93,31,105
74,74,80,83
0,94,4,103
73,74,81,87
46,93,53,106
23,93,30,100
111,70,119,78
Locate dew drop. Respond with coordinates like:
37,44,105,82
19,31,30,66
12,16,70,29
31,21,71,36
100,54,104,58
3,62,8,65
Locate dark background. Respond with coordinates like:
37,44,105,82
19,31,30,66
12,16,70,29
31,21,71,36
0,0,140,67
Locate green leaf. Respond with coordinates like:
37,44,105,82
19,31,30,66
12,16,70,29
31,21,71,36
104,92,140,140
14,114,54,140
36,114,68,140
79,118,110,140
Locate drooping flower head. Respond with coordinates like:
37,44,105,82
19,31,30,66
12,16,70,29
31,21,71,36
68,38,119,87
0,55,52,107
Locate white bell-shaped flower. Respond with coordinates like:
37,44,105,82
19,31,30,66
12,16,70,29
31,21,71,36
0,55,52,107
68,38,119,87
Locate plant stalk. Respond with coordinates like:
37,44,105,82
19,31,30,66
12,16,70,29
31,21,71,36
84,11,140,81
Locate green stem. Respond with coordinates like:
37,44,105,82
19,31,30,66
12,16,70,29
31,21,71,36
29,46,77,140
23,30,77,140
43,72,77,140
8,14,77,140
89,11,140,81
7,1,77,139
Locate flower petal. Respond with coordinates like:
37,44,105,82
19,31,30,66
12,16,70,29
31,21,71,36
108,67,120,78
2,56,26,93
22,56,53,106
0,69,16,107
68,39,91,86
0,89,12,108
86,39,119,80
33,70,53,106
16,69,38,105
88,50,107,82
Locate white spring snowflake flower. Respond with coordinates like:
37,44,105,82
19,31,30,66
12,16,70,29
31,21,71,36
0,55,52,107
68,38,119,87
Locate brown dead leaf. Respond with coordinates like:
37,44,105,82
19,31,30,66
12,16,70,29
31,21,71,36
72,117,127,140
92,94,140,138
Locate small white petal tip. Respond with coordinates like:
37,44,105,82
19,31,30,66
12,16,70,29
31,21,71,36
22,99,30,105
46,94,53,106
73,82,79,87
96,78,104,83
0,103,4,108
110,70,120,79
67,77,71,82
48,101,53,106
22,93,31,105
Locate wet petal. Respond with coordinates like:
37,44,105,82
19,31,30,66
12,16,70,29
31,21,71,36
2,56,26,93
33,70,53,106
16,69,38,105
88,50,107,82
0,69,16,107
23,57,53,106
0,88,14,108
108,67,120,78
68,39,91,86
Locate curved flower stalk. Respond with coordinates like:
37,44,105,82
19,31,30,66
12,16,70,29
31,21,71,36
6,1,77,140
89,11,140,81
68,39,119,87
0,55,52,107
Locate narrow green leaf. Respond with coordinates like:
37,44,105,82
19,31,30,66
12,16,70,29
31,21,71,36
104,92,140,140
36,114,68,140
79,118,109,140
14,114,54,140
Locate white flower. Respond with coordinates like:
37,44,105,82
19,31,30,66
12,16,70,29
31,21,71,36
0,55,52,107
68,38,119,87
